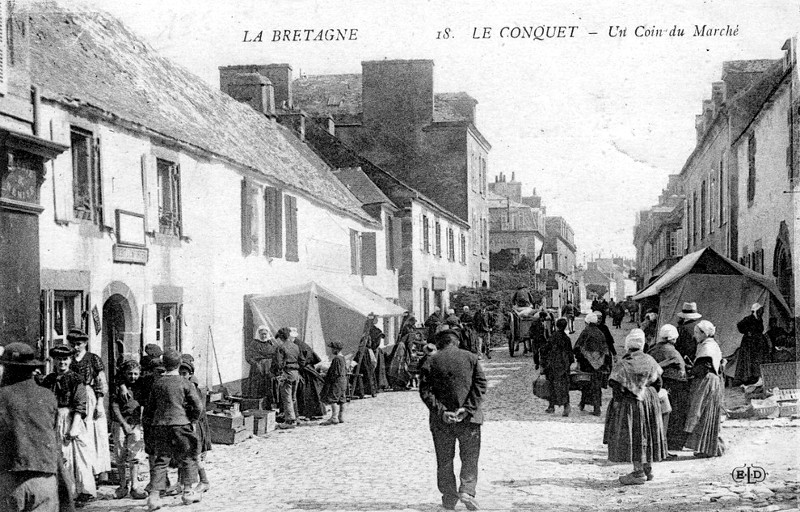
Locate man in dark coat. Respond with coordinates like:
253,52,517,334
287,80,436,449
473,307,495,360
289,328,326,419
675,302,702,361
0,343,62,512
460,307,474,328
425,307,443,341
419,330,487,511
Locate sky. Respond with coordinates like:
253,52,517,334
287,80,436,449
69,0,799,261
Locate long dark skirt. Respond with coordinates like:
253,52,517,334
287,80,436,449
684,372,724,457
579,371,603,411
734,334,769,384
662,377,690,451
296,367,327,418
546,370,570,406
604,387,668,463
355,349,378,397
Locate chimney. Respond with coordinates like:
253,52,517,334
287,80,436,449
446,94,478,124
219,71,275,116
711,81,725,110
263,64,293,109
362,59,434,130
511,172,515,182
695,114,706,143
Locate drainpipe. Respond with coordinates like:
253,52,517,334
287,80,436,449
32,85,42,137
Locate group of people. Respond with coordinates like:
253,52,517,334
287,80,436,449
0,330,212,512
424,306,497,361
245,325,348,428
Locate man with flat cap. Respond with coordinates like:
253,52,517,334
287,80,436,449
0,342,60,511
419,329,487,511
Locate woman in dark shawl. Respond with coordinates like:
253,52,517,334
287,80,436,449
604,329,667,485
289,328,326,419
245,325,278,408
573,313,610,416
684,320,725,458
354,318,379,397
735,303,771,385
647,324,688,453
387,331,413,390
541,318,574,416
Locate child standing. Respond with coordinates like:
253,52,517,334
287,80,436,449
179,357,211,493
41,345,93,501
320,341,347,425
144,350,203,510
110,360,148,499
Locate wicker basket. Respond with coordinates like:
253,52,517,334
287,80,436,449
760,362,800,390
778,400,799,417
726,405,754,419
750,398,780,419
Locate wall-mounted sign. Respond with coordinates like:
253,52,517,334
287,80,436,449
116,210,146,246
432,277,447,291
1,151,42,204
480,262,490,272
113,244,149,265
91,305,101,335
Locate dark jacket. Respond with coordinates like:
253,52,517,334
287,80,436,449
676,318,700,360
473,310,494,333
41,371,87,417
419,344,487,426
145,374,202,426
274,341,305,376
0,378,59,474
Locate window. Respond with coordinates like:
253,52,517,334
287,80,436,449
480,158,487,195
284,195,298,262
447,228,455,261
481,218,488,256
421,287,429,320
753,240,764,274
435,221,442,257
156,303,180,352
241,181,259,256
349,229,360,274
669,230,679,257
788,107,795,182
747,134,756,204
422,215,430,253
71,128,102,224
264,186,282,258
472,211,478,255
385,215,394,270
700,180,707,240
51,291,83,346
385,215,401,270
156,158,181,236
460,233,466,264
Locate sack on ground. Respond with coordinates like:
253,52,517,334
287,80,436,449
532,374,550,400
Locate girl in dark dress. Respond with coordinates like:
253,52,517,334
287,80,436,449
320,341,348,425
541,318,574,416
604,329,667,485
67,329,112,487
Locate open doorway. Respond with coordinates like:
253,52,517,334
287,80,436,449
102,294,129,387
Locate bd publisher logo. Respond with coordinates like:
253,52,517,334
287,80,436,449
731,464,767,484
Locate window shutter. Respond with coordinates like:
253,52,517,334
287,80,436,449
141,154,157,234
50,119,72,223
285,195,298,262
350,229,359,274
385,214,393,270
361,232,377,276
264,187,283,258
175,163,187,239
241,180,252,255
392,216,402,270
0,0,7,96
96,137,113,230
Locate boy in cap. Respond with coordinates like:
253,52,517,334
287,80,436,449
179,357,211,493
144,350,203,510
320,341,347,425
0,342,60,511
110,360,148,500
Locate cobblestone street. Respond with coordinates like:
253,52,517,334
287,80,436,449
90,319,798,512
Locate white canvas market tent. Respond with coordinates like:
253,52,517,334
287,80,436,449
633,248,792,376
246,282,405,361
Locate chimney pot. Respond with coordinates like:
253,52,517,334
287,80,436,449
511,171,515,182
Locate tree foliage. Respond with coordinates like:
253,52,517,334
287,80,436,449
586,284,608,299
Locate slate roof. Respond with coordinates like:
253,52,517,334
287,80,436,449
729,59,790,143
293,73,475,123
26,3,375,225
332,167,393,206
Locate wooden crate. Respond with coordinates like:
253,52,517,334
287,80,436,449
244,409,275,435
760,362,800,390
206,412,245,430
209,425,251,445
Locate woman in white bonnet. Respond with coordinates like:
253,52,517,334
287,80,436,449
683,320,725,458
647,324,688,455
604,329,668,485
